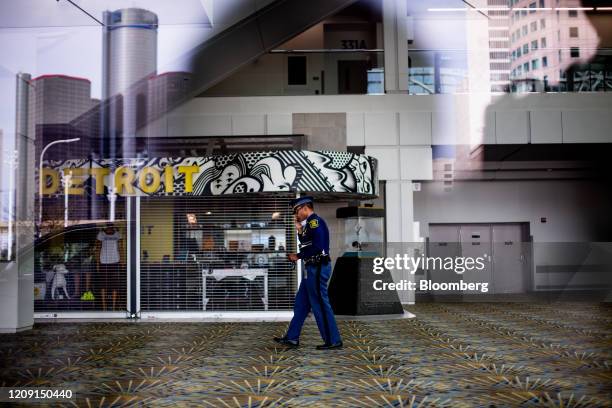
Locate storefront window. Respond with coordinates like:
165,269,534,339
140,196,296,311
34,220,127,312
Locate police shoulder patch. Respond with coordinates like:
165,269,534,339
308,219,319,229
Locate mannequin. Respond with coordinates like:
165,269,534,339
95,224,124,310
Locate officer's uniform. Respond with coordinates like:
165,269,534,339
285,199,342,346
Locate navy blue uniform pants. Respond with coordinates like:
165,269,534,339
286,262,342,344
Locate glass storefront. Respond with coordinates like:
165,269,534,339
34,191,128,312
33,195,296,314
32,150,378,316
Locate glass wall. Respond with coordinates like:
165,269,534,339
407,0,612,94
34,219,127,312
198,0,612,96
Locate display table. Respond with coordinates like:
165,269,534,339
202,268,268,310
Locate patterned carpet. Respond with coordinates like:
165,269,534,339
1,303,611,407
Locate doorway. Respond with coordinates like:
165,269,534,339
338,60,368,94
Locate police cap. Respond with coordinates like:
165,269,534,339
290,196,314,213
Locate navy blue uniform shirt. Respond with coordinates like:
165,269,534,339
297,213,330,259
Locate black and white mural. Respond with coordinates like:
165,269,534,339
41,150,378,198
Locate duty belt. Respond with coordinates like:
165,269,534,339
304,253,331,266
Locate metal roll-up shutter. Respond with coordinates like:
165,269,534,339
140,194,297,312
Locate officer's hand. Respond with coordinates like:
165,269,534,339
287,253,299,262
294,216,302,232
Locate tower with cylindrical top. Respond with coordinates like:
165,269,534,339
102,8,158,155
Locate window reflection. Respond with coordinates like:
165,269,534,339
408,0,611,94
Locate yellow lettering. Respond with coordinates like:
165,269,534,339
90,167,110,194
115,166,136,195
138,167,161,194
164,166,174,193
65,168,87,195
41,168,59,195
177,165,199,193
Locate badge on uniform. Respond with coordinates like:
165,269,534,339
308,219,319,229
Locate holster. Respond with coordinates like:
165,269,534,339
304,254,331,266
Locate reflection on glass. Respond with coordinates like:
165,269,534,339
406,0,611,94
408,51,469,94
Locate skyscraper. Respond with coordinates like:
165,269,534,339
508,0,599,92
102,8,158,156
28,75,99,225
487,0,512,92
29,75,95,162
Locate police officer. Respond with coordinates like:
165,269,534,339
274,196,343,350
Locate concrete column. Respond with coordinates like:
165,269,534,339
384,180,419,304
401,180,417,304
0,73,34,333
383,0,409,93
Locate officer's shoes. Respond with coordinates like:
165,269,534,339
273,336,299,348
316,341,343,350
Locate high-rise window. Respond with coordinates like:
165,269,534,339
542,56,548,67
522,25,528,35
539,0,545,7
569,10,578,17
523,44,529,54
531,40,538,50
532,59,539,70
531,21,538,32
541,37,547,48
569,27,579,38
570,47,580,58
540,19,546,29
524,62,530,72
529,2,536,13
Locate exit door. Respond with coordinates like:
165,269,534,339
428,225,462,295
492,224,527,293
459,225,492,294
